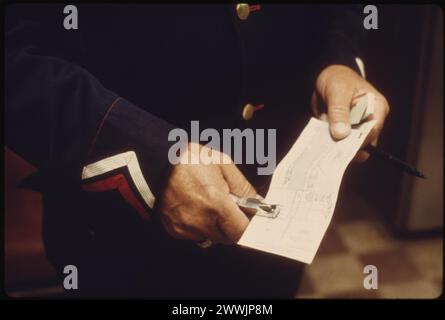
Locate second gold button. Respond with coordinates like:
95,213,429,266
242,104,254,120
236,3,250,20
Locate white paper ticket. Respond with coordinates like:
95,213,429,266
238,117,376,264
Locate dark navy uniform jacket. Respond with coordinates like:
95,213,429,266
5,4,364,297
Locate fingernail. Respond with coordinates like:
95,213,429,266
320,113,328,122
332,122,351,139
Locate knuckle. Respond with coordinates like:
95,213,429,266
240,180,254,197
327,80,343,92
179,211,203,230
329,105,349,118
162,219,186,239
376,93,390,115
205,186,221,203
171,223,185,235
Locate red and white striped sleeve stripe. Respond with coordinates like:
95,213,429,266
81,151,155,220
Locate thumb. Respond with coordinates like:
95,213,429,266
217,162,256,242
323,81,354,140
217,196,250,243
219,162,256,198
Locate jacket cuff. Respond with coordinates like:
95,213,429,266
81,97,177,220
312,47,363,83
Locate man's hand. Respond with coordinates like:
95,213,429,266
159,143,256,244
311,65,390,161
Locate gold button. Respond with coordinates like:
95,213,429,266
242,103,254,120
236,3,250,20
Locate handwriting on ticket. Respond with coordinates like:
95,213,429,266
238,117,376,264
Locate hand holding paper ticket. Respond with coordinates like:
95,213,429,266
238,104,376,264
311,65,390,162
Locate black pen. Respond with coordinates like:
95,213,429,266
363,144,426,179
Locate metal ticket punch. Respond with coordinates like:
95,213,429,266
230,194,280,219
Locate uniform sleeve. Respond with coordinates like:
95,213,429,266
5,5,177,219
312,5,366,80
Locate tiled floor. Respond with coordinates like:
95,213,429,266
295,194,443,299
